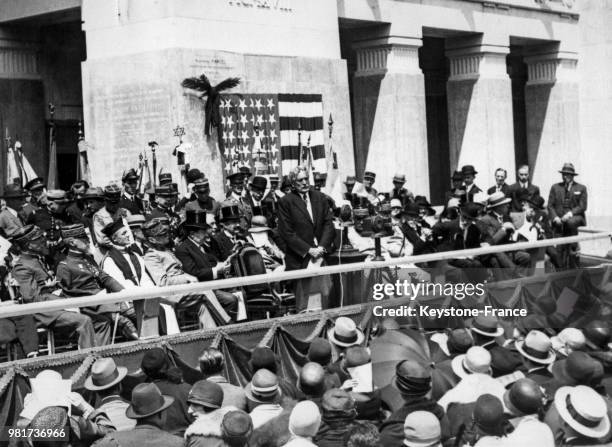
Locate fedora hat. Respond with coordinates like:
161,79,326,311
460,203,481,220
393,174,406,183
555,385,610,439
583,321,611,350
187,380,223,410
515,330,556,365
447,328,474,355
126,383,174,419
551,351,601,386
327,316,365,348
1,184,28,199
248,215,271,233
486,191,511,209
470,315,504,338
559,163,578,176
183,209,209,231
403,411,441,447
403,202,421,218
451,346,492,379
250,176,268,191
244,369,282,404
85,358,128,391
461,165,478,176
525,195,545,210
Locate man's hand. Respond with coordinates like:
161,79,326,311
340,378,359,390
502,222,515,233
553,216,562,226
308,247,324,259
561,212,573,222
69,392,94,418
216,261,230,278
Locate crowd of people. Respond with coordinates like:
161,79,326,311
9,311,612,447
0,160,590,358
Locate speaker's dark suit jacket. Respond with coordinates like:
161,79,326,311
175,238,218,281
508,182,541,212
278,189,335,270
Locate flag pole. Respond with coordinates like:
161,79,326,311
47,103,57,189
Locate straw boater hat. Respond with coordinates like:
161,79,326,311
327,316,365,348
515,330,556,365
451,346,492,379
248,215,271,233
85,358,128,391
486,191,511,210
555,385,610,439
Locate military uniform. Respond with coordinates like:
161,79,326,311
119,191,145,215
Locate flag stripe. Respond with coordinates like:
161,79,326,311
278,101,323,118
278,93,322,103
278,116,323,131
280,130,325,147
280,145,325,160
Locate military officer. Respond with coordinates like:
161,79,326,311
120,168,145,215
185,178,219,219
363,171,378,196
22,177,46,221
147,185,181,238
93,184,131,251
223,172,251,228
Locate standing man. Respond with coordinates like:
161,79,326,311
93,184,130,251
244,175,275,225
22,177,46,222
509,165,541,212
66,180,89,225
460,165,482,204
487,168,511,197
390,173,414,206
120,168,145,215
185,177,219,216
224,172,252,226
278,166,335,311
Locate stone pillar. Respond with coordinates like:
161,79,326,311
446,38,515,190
524,48,579,196
352,36,429,197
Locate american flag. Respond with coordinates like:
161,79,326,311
219,93,326,179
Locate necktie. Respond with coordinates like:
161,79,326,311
303,193,313,221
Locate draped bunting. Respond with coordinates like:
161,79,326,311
1,265,611,428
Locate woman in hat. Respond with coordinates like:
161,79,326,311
246,215,285,272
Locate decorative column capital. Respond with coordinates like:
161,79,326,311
445,43,509,81
524,51,578,85
353,36,422,77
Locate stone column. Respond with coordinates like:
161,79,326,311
524,48,579,195
446,38,515,190
352,36,429,197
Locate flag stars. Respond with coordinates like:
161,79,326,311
268,114,276,125
238,99,247,112
254,98,263,111
266,98,275,110
256,114,264,126
239,114,248,127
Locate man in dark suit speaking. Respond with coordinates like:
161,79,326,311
278,166,335,310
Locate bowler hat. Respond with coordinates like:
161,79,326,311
84,187,105,200
221,410,253,444
187,380,223,409
452,170,463,181
219,204,242,222
555,385,610,439
583,320,611,350
126,383,174,419
461,165,478,176
307,338,332,366
503,378,544,417
1,184,27,199
559,163,578,176
122,168,139,182
327,316,365,348
102,218,127,239
245,369,281,404
103,184,122,202
394,360,432,397
183,209,209,231
515,330,556,364
186,168,204,184
447,328,474,354
250,176,267,191
470,315,504,337
403,411,441,447
24,177,45,191
473,394,505,435
414,196,435,216
85,358,128,391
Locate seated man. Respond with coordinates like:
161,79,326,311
142,218,232,327
246,216,285,272
11,225,96,349
211,204,247,262
56,224,138,345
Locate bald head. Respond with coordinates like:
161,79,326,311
298,362,326,397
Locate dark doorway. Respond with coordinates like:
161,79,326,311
508,48,528,170
420,37,450,206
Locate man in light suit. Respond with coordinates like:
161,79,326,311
278,166,335,311
0,184,26,238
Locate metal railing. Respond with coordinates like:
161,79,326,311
0,230,610,319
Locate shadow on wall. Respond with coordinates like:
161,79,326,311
446,78,475,171
352,74,383,179
525,83,553,172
